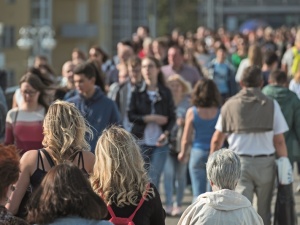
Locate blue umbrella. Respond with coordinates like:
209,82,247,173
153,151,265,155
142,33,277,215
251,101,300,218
239,19,268,33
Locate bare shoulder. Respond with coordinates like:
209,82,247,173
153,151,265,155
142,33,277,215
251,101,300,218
81,151,95,172
82,151,95,160
185,107,194,120
20,150,39,175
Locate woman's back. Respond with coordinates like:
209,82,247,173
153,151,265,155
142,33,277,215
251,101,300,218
105,183,165,225
30,149,93,190
192,106,219,150
6,148,95,215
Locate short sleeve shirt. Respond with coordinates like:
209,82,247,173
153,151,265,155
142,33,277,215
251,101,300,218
215,100,289,155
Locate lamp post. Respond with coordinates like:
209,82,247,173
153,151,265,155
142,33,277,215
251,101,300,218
16,25,56,66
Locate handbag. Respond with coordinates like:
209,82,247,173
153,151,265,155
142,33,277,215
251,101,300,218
168,125,183,155
273,183,297,225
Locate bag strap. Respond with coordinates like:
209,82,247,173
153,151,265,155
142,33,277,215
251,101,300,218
40,149,55,167
107,204,117,218
128,183,150,220
12,109,19,142
106,183,150,220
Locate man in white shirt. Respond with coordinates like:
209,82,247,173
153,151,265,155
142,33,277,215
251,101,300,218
210,65,288,225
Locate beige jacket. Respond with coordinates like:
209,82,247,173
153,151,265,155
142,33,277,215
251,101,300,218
221,87,274,133
178,189,263,225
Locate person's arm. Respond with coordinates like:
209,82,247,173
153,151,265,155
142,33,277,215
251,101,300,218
149,184,165,225
210,130,226,154
128,91,168,125
272,100,289,157
178,108,193,163
6,151,36,215
128,91,146,124
4,112,14,145
273,133,288,157
12,93,18,108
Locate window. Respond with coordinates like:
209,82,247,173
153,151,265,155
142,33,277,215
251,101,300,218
0,26,15,49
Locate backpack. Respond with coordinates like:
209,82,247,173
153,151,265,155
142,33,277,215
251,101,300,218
107,184,150,225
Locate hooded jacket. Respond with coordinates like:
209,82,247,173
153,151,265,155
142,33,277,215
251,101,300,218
262,85,300,163
68,86,121,152
178,189,263,225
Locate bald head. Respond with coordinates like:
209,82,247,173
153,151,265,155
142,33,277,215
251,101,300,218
62,61,74,78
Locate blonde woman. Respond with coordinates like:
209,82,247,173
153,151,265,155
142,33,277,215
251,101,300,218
91,126,165,225
235,44,263,82
163,74,191,216
6,100,95,217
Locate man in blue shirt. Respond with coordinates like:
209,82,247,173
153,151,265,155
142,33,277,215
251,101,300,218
68,62,121,152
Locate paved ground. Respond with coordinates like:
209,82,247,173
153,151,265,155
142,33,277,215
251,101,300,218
160,167,300,225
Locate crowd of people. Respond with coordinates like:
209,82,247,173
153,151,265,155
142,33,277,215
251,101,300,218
0,24,300,224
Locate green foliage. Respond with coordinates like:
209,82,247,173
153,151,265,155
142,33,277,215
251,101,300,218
156,0,200,36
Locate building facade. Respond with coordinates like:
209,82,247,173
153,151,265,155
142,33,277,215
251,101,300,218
0,0,148,85
198,0,300,31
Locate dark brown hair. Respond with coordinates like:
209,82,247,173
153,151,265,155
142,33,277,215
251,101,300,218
269,70,288,85
27,163,107,224
143,56,166,86
241,65,263,87
72,48,87,61
89,46,109,63
127,56,141,68
73,62,96,79
191,79,221,107
19,73,49,111
0,145,20,199
87,59,106,93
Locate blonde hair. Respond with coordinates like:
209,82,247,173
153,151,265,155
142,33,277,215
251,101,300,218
248,44,263,68
42,100,92,164
167,74,192,96
90,126,153,207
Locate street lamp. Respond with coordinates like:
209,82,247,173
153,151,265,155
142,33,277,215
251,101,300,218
16,25,56,66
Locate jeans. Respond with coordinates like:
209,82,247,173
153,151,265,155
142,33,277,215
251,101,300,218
163,153,187,207
141,144,169,190
189,149,209,200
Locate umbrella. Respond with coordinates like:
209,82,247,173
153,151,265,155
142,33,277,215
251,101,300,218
239,19,268,34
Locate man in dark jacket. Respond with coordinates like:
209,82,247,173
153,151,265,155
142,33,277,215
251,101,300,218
68,62,121,152
262,70,300,166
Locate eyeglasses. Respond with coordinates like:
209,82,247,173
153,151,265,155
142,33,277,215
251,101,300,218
21,90,38,96
142,64,156,69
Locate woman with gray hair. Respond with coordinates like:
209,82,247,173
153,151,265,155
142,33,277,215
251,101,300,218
178,149,263,225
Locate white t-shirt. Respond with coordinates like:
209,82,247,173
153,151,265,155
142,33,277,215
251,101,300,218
235,58,250,82
215,100,289,155
289,79,300,99
143,90,163,146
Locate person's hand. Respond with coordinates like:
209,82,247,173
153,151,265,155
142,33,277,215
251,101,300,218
153,115,168,125
144,115,168,125
178,151,189,164
156,133,168,147
176,118,184,126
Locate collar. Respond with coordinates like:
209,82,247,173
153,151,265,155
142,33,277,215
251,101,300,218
80,86,104,102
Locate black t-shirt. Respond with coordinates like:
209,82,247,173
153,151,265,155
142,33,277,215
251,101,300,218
105,183,165,225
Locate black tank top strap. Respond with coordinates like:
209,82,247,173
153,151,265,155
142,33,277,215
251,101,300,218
37,149,46,172
73,151,88,175
41,149,55,168
75,151,84,169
